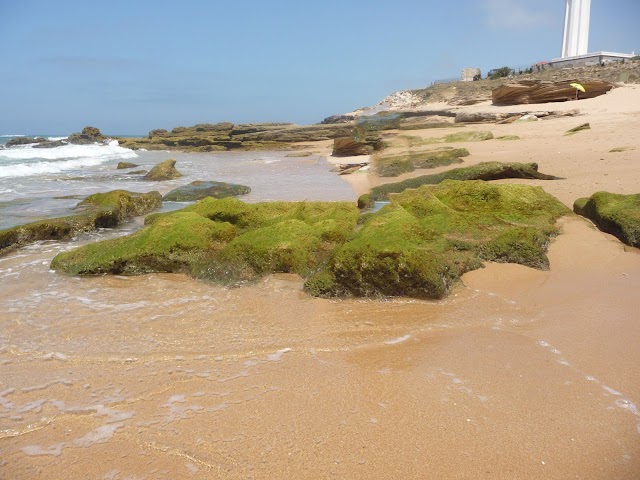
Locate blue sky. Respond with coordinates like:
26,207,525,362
1,0,638,134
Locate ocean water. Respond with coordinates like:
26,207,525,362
0,134,356,230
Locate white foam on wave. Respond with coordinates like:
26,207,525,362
0,134,25,137
0,140,138,178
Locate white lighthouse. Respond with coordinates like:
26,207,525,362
561,0,591,58
552,0,634,67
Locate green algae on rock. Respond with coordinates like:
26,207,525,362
609,147,634,153
443,131,494,143
50,212,235,275
117,122,354,152
573,191,640,247
51,198,360,283
284,151,313,157
0,190,162,256
143,159,183,181
360,162,562,206
162,181,251,202
565,123,591,135
117,162,139,169
50,185,570,301
305,180,570,299
374,148,470,177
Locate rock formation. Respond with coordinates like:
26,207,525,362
306,181,569,299
0,190,162,256
67,126,107,145
143,159,183,181
162,181,251,202
574,191,640,247
492,80,613,105
360,162,563,205
117,162,139,169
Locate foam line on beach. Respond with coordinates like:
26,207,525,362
536,338,640,434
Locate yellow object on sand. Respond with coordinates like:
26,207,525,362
570,82,586,93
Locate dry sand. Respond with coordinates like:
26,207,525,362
1,86,640,479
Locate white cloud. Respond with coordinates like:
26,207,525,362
482,0,556,30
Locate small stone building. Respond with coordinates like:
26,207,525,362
461,68,481,82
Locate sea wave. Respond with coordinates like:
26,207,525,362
47,136,68,141
0,140,138,178
0,134,25,137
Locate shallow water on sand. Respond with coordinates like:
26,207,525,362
0,149,356,229
1,216,640,479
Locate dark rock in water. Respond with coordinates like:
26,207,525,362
67,126,106,145
117,162,139,169
163,181,251,202
0,190,162,257
321,114,355,124
574,191,640,247
5,137,48,147
143,159,183,181
32,140,67,149
125,170,148,175
332,137,372,157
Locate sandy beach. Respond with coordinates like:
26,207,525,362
2,86,640,479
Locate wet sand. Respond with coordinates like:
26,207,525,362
1,216,639,479
2,87,640,479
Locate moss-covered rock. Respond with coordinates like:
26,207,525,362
162,181,251,202
573,191,640,247
48,184,571,300
118,122,354,152
305,181,570,299
443,131,494,142
565,123,591,135
374,148,470,177
496,135,520,141
143,159,183,181
52,198,360,282
50,212,235,275
117,162,139,169
0,190,162,256
67,126,106,145
284,151,313,157
361,161,562,204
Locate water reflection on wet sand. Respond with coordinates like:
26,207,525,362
1,217,640,479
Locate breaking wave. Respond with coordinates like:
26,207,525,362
0,140,138,178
